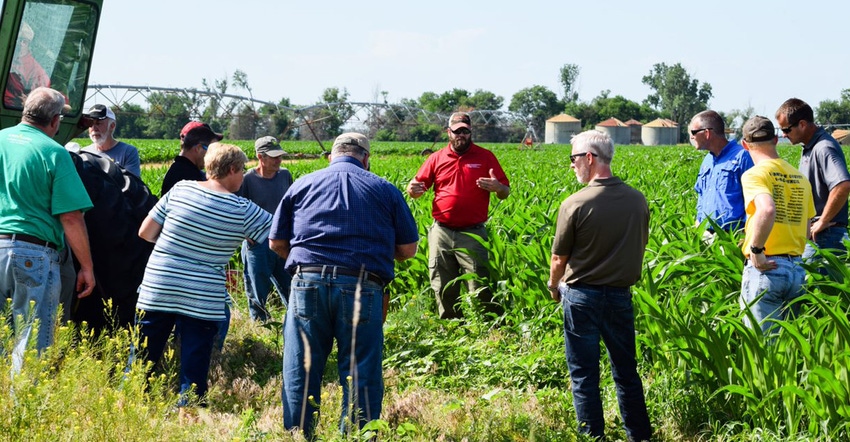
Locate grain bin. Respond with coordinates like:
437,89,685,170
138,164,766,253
642,118,679,145
624,119,643,144
545,114,582,144
833,129,849,145
595,117,630,145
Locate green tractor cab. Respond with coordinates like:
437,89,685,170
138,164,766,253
1,0,102,144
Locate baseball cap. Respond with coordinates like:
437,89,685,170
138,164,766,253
448,112,471,131
332,132,370,153
180,121,223,141
87,104,116,120
742,116,776,143
255,136,286,157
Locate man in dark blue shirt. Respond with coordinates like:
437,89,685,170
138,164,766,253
269,132,418,438
690,110,754,236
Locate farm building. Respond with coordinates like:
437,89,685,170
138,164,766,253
595,117,630,145
544,114,582,144
642,118,680,145
625,119,643,144
833,129,849,145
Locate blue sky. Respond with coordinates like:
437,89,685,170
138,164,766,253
88,0,849,118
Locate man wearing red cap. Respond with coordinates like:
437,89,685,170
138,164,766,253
160,121,223,197
407,112,510,319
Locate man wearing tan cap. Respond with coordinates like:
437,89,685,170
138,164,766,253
739,116,815,335
270,132,418,438
407,112,510,320
237,136,293,321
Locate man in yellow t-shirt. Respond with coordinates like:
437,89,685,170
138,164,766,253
739,116,815,335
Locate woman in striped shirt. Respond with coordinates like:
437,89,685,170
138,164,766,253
135,142,272,406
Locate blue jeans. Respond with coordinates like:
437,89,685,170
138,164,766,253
0,239,61,374
740,256,806,335
560,283,651,441
282,269,385,438
803,226,848,278
242,240,291,321
136,310,218,404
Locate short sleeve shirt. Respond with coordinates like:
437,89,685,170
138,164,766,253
413,143,509,228
0,123,93,248
799,128,850,224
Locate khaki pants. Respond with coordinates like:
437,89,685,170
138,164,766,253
427,223,502,319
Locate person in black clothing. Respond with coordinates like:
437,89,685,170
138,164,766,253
160,121,223,196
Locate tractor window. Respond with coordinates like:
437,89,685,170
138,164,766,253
4,0,98,114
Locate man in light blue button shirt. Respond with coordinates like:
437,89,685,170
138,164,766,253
690,110,754,235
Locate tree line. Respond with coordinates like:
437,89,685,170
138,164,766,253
108,65,850,144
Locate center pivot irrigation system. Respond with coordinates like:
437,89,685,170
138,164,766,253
84,84,541,152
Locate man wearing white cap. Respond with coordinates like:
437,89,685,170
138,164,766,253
83,104,141,177
237,136,293,321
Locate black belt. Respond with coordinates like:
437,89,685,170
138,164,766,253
436,221,485,231
296,265,385,286
0,233,57,250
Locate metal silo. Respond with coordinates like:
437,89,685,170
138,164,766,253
545,114,582,144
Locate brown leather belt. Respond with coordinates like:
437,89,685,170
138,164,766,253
296,265,385,286
0,233,57,250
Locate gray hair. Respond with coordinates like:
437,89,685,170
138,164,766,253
22,87,66,126
571,130,614,164
331,142,368,160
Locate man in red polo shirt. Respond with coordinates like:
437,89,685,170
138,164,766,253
407,112,510,319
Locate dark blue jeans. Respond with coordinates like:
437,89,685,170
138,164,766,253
136,310,218,404
241,240,291,321
282,269,384,439
560,283,651,441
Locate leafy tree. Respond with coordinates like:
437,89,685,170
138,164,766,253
817,89,850,126
467,89,504,110
418,88,471,114
559,63,581,104
229,104,258,140
564,90,659,130
112,103,146,139
508,85,562,136
303,87,353,141
258,98,295,140
144,92,191,139
723,105,756,139
642,62,712,141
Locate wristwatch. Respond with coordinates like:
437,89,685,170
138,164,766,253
750,245,766,255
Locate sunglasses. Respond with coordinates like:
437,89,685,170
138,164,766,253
451,128,471,135
690,128,712,136
780,121,799,134
200,144,209,151
569,152,598,163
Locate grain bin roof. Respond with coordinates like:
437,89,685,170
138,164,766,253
624,119,642,126
547,113,580,123
644,118,679,128
834,129,849,143
596,117,627,127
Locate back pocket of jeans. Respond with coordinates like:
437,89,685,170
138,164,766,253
12,252,46,288
291,285,318,320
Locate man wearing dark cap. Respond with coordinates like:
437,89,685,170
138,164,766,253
407,111,510,319
237,136,293,321
775,98,850,263
0,87,95,372
160,121,223,196
270,132,418,438
82,104,141,177
739,116,815,335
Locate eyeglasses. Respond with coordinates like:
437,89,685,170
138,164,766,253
451,128,471,135
569,152,598,163
200,144,208,151
690,128,712,136
780,121,799,134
